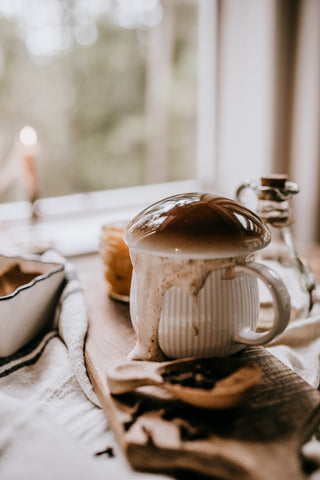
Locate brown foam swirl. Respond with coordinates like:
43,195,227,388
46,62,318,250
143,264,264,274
124,193,270,258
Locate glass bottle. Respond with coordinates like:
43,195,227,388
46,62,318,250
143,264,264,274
236,174,316,324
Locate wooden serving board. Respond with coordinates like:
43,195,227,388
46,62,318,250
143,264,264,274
81,255,320,480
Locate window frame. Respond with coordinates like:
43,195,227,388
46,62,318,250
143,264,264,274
0,0,217,256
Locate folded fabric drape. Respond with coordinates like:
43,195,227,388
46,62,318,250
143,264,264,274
0,251,168,480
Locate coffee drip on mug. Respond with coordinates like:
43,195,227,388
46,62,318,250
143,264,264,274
124,192,290,360
236,174,316,322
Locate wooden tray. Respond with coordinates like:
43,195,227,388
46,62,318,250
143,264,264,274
81,255,320,480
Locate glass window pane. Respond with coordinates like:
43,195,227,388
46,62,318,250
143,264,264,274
0,0,197,203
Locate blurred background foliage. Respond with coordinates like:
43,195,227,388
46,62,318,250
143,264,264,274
0,0,197,203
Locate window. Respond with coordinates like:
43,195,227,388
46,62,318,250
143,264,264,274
0,0,198,205
0,0,207,255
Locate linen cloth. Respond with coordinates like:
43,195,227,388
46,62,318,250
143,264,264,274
266,286,320,479
0,251,169,480
1,250,320,479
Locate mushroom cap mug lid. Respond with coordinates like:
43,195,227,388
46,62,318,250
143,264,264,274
124,192,271,259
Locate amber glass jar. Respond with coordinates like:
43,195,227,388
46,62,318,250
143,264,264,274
99,223,133,302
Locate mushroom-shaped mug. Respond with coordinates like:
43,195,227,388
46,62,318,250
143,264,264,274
124,193,291,361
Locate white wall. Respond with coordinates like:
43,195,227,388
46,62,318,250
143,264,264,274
216,0,276,198
290,0,320,243
198,0,276,199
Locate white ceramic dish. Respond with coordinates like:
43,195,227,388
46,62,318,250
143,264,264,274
0,255,65,357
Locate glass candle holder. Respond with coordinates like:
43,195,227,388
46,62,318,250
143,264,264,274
99,222,133,302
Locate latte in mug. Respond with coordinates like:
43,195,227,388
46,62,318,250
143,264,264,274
124,193,290,361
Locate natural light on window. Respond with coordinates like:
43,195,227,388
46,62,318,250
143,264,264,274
0,0,198,205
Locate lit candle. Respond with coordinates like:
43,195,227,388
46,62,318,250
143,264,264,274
19,126,39,206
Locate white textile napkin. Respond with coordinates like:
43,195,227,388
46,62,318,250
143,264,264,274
267,304,320,389
0,250,169,480
267,297,320,478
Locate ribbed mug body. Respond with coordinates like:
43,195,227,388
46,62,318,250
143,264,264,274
130,267,259,358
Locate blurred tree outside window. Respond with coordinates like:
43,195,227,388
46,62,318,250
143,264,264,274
0,0,197,204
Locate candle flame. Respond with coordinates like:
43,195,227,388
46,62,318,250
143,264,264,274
19,126,37,147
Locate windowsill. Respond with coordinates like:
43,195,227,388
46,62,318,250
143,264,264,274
0,180,203,257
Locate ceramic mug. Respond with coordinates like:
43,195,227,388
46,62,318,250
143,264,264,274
129,257,291,359
125,192,291,361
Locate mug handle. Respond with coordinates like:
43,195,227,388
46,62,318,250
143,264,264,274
233,262,291,345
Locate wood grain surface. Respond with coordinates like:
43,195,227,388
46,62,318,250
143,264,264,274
74,252,320,480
